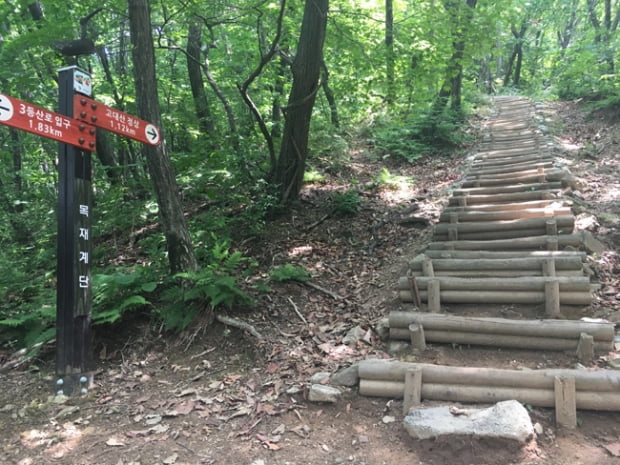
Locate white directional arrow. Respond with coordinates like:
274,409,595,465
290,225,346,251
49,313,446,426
145,124,160,145
0,94,14,122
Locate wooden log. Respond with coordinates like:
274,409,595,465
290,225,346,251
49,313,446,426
434,228,570,241
476,146,541,157
449,190,560,206
397,276,592,292
473,154,553,167
426,233,590,251
555,376,577,428
399,289,592,305
387,312,615,341
453,182,563,197
407,269,585,278
357,361,620,391
467,161,554,177
434,215,574,232
444,199,565,213
359,379,620,411
460,170,567,188
388,328,611,352
421,250,586,260
438,207,572,223
409,256,585,272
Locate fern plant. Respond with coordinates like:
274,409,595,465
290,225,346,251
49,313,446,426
269,263,311,282
92,268,158,325
332,190,361,216
158,240,255,331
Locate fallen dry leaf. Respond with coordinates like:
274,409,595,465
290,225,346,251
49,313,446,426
604,442,620,457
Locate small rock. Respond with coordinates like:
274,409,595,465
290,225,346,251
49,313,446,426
308,384,342,403
330,364,359,387
343,326,365,345
386,341,410,355
310,372,331,384
374,318,390,341
533,422,544,435
382,415,396,424
403,400,534,443
286,385,303,395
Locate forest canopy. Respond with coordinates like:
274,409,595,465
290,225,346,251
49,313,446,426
1,0,618,350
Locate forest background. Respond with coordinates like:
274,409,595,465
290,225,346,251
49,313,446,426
1,0,618,354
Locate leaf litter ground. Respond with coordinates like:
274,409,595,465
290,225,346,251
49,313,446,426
0,100,619,465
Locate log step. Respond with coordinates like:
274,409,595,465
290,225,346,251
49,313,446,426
357,360,620,411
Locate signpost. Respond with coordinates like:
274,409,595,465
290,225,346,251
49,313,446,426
0,94,96,150
74,95,160,146
0,66,160,396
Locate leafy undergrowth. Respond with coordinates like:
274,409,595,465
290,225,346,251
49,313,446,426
0,100,619,465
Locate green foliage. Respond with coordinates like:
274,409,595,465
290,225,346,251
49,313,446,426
332,190,361,216
269,264,311,283
368,109,472,162
158,240,255,332
92,268,158,325
372,168,413,190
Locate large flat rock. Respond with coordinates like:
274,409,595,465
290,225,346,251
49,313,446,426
403,400,534,443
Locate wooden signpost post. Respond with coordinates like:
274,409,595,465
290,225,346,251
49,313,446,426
0,66,160,395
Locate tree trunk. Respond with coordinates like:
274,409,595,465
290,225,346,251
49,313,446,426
321,60,340,128
270,0,329,204
127,0,198,274
431,0,477,117
385,0,395,107
187,18,216,138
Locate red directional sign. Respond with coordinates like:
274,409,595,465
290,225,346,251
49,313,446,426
74,95,161,146
0,94,96,150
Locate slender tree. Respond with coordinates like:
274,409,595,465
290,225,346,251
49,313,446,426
127,0,198,274
269,0,329,203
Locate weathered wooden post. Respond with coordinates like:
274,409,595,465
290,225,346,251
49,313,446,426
55,66,95,396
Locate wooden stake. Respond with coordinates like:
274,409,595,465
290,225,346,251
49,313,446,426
409,277,422,308
554,376,577,429
546,219,558,235
546,237,559,251
422,256,434,277
545,279,561,317
409,323,426,350
427,279,440,312
576,333,595,364
403,368,422,414
542,258,556,277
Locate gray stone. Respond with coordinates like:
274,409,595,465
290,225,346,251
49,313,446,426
386,340,410,355
308,384,342,403
310,371,331,384
330,364,359,387
403,400,534,443
375,318,390,341
343,326,365,345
